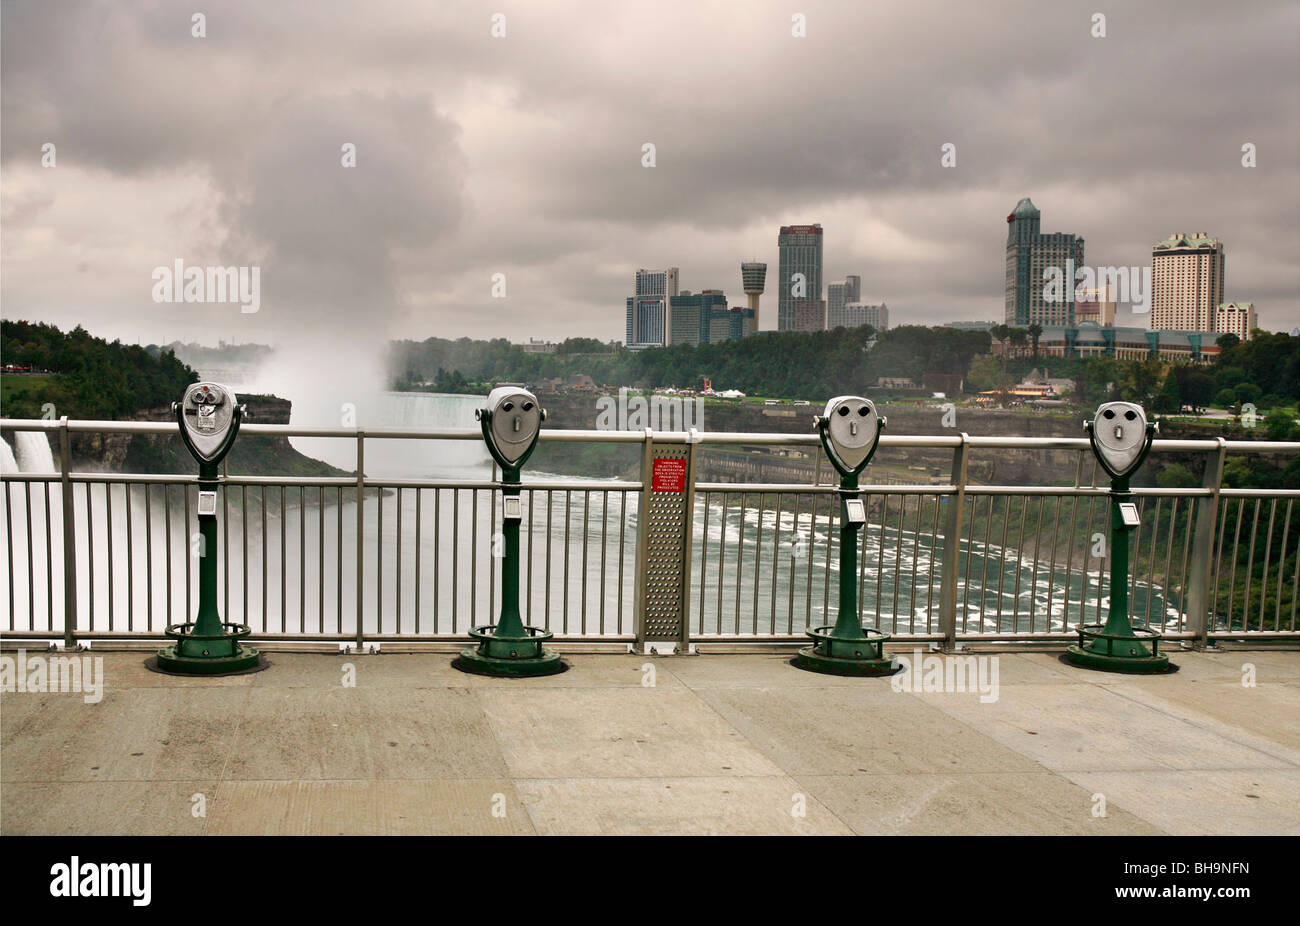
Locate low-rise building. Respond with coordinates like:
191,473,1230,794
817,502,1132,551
1032,323,1226,363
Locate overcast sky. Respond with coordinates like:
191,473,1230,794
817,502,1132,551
3,0,1299,355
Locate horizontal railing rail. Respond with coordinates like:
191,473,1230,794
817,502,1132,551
2,417,1297,649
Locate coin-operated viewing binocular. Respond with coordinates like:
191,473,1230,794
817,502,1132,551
1087,401,1155,484
154,382,261,674
819,394,885,479
454,386,565,677
176,382,244,467
477,386,546,476
1067,401,1171,673
792,395,899,676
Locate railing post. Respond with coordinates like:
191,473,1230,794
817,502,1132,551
355,430,365,651
1185,437,1227,650
632,428,653,650
937,434,968,652
59,418,77,650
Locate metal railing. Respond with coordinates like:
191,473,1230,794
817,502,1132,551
2,417,1297,649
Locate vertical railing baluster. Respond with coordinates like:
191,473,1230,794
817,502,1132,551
355,432,365,649
1187,439,1227,647
414,487,422,634
59,420,76,648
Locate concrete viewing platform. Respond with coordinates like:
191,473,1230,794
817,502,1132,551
2,648,1298,836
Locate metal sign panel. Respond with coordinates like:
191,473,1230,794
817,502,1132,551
637,443,694,644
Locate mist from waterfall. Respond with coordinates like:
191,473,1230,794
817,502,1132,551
278,391,491,477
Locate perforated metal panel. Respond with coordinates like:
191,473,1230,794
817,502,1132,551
637,444,693,643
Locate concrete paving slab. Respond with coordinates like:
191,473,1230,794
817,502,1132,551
797,772,1166,835
248,652,460,688
100,653,260,688
1,687,248,782
1091,680,1300,757
477,687,784,778
1062,769,1300,836
1175,649,1300,681
920,682,1293,772
516,776,853,835
698,685,1044,776
1,780,217,835
223,687,508,781
662,653,875,689
4,651,1297,835
204,779,535,835
1081,650,1274,683
467,653,688,689
1240,650,1300,678
967,652,1081,684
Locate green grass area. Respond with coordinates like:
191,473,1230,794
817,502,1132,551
1,373,72,419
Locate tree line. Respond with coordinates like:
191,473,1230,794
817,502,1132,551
2,320,197,419
392,325,992,397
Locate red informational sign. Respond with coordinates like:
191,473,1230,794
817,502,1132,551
652,458,686,493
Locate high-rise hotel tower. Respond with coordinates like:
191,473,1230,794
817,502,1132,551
1150,233,1225,332
777,224,823,331
1004,198,1085,327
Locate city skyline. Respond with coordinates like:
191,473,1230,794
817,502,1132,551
2,0,1297,357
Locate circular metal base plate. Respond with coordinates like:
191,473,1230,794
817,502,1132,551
152,644,263,676
452,647,567,678
1063,644,1173,675
792,646,901,677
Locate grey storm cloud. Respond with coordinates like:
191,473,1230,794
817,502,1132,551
1,0,1297,347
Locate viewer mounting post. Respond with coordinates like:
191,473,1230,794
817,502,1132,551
454,387,566,677
154,382,262,674
793,395,899,676
1065,401,1172,674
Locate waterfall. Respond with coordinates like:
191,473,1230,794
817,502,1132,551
1,431,62,628
14,430,57,473
0,437,18,474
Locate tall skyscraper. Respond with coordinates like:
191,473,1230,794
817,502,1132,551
741,261,767,330
626,267,679,349
1151,233,1225,332
778,224,823,331
1004,198,1085,327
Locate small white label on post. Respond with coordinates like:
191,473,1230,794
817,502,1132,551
1118,502,1140,527
197,491,217,516
503,496,522,521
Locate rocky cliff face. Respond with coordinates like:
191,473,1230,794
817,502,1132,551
70,394,336,475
